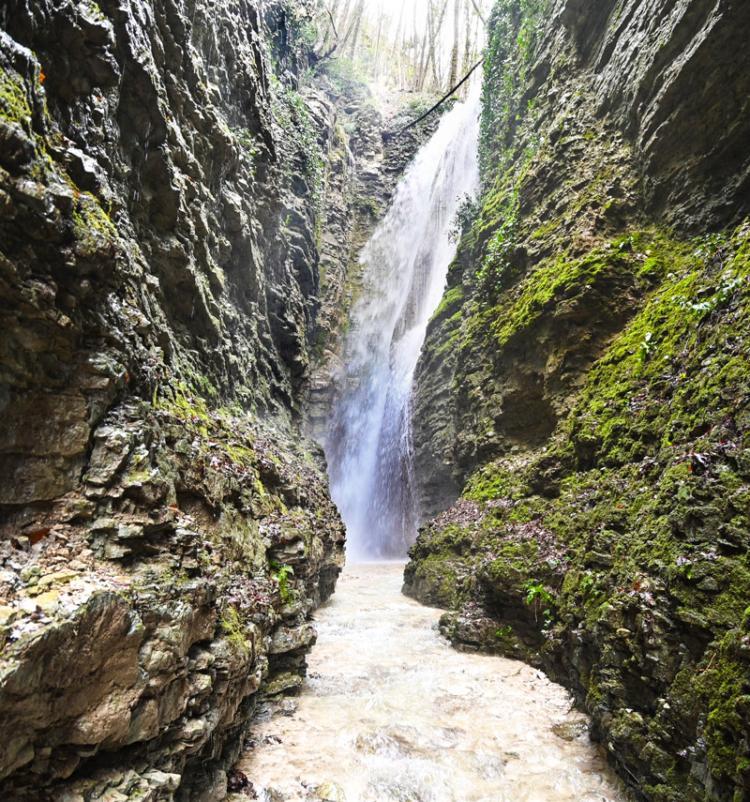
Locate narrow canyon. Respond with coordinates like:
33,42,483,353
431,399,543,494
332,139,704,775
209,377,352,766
0,2,748,802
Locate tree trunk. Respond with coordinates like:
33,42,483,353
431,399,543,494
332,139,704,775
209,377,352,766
427,0,450,91
337,0,352,34
448,0,460,90
373,11,384,80
468,0,485,24
346,0,365,58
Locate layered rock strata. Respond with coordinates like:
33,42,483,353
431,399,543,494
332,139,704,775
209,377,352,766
406,2,750,800
0,1,350,799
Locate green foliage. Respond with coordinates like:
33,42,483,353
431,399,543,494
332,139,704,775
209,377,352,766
319,57,368,93
449,194,481,243
479,0,550,182
495,625,514,639
220,606,250,655
524,580,555,626
523,579,554,607
475,186,519,294
292,19,318,51
637,330,655,364
681,272,742,320
271,562,295,604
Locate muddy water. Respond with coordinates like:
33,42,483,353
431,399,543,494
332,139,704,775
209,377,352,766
241,564,630,802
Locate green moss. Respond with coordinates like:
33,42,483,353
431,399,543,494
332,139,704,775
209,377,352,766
409,552,467,608
154,382,211,423
220,606,251,655
408,222,750,799
405,1,749,795
431,286,465,321
695,632,750,782
529,216,561,242
0,67,32,126
485,539,540,592
81,0,106,21
464,457,530,501
271,76,324,207
566,225,749,468
71,191,116,256
487,230,676,349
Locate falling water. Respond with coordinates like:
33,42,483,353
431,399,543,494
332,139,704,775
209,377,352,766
325,87,481,560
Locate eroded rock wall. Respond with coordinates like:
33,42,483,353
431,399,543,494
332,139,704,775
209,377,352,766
304,81,447,442
406,1,750,800
0,1,349,799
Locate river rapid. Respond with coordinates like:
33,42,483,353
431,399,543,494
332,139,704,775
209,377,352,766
240,563,629,802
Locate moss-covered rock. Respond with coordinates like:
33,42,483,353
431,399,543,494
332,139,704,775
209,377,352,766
0,1,348,799
408,2,750,800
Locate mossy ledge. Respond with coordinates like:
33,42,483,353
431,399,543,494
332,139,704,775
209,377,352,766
407,2,750,801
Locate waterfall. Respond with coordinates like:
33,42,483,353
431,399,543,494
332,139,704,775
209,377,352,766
325,85,481,561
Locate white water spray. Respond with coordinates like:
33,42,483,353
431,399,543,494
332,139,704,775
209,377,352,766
325,87,480,560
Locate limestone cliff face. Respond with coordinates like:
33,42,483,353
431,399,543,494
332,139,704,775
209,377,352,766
0,1,350,799
414,0,750,517
407,1,750,800
304,85,446,443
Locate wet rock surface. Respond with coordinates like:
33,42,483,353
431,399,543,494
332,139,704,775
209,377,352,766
0,0,354,798
408,1,750,801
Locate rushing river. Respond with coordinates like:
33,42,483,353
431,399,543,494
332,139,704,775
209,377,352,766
241,564,629,802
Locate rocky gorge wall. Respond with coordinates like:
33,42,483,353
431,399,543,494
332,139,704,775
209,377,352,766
0,1,372,798
303,79,446,443
405,1,750,801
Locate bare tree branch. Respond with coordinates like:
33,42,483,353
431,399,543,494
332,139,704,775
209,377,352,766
395,57,484,137
469,0,486,24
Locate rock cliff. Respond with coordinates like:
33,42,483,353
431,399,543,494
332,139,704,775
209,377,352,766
303,80,446,443
406,1,750,800
0,1,356,798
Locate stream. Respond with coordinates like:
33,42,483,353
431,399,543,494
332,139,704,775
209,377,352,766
241,563,629,802
242,85,630,802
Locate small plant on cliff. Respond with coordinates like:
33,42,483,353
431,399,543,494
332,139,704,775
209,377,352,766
476,187,520,295
221,606,250,655
230,126,260,176
449,194,481,243
524,579,554,625
271,562,295,604
638,331,655,364
683,272,742,320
